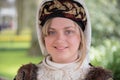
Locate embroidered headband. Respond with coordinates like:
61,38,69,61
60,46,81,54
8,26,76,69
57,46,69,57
38,0,87,31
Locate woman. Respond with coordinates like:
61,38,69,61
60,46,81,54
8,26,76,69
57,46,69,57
14,0,113,80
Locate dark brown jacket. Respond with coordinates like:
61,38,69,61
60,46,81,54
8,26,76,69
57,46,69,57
14,63,113,80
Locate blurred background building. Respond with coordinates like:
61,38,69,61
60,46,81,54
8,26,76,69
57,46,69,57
0,0,17,31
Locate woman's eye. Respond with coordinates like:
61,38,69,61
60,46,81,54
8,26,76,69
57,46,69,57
65,30,74,35
48,31,56,36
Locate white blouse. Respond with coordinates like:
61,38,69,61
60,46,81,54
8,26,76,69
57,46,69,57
37,56,90,80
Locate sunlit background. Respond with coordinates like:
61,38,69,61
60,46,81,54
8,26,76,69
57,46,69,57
0,0,120,80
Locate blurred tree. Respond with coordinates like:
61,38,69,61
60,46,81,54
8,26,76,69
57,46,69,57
23,0,41,56
108,0,120,79
15,0,24,35
117,0,120,9
15,0,41,56
86,0,120,46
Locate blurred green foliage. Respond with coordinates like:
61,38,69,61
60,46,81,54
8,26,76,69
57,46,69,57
86,0,120,79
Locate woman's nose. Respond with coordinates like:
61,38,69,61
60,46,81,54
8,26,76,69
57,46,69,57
55,32,66,43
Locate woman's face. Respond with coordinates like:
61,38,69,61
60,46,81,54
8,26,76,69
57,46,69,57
44,17,81,63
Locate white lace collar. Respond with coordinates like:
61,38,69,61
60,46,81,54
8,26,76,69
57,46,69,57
42,55,90,71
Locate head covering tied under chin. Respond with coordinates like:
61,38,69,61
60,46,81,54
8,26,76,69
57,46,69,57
38,0,87,31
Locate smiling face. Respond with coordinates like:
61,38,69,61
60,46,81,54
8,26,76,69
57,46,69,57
43,17,81,63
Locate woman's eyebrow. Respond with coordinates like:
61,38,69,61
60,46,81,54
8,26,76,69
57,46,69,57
64,26,76,30
48,27,56,30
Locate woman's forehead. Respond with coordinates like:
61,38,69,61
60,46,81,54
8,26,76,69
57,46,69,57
49,17,77,29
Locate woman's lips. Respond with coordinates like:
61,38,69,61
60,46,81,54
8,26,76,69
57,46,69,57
54,46,68,51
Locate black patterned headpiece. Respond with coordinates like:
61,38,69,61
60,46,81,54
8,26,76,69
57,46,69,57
39,0,87,31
